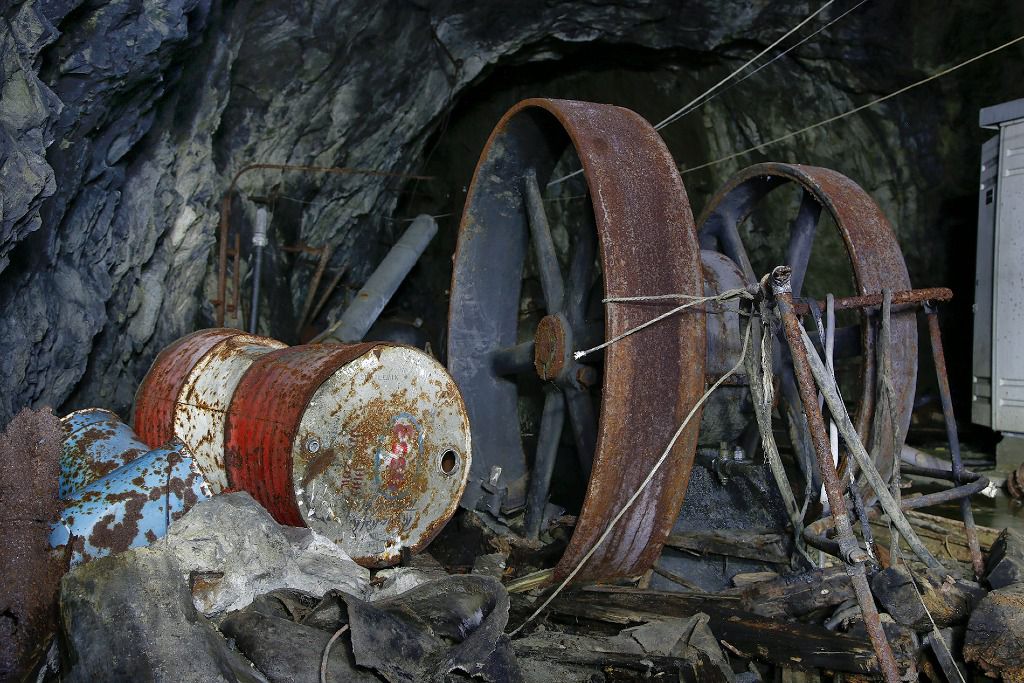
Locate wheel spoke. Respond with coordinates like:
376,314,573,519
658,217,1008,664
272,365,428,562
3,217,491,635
564,385,597,479
524,388,566,538
566,210,597,329
718,218,756,284
523,170,566,313
786,189,822,297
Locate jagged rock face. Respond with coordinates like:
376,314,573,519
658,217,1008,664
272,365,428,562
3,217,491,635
0,0,1021,425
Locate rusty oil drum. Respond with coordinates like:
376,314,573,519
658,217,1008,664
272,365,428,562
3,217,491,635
134,329,472,567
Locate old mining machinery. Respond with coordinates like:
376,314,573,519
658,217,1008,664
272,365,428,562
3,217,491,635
445,99,985,680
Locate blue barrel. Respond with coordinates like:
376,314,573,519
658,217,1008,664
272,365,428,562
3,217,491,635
50,439,212,566
60,408,151,499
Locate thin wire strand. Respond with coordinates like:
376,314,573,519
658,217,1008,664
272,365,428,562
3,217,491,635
547,1,837,188
508,317,753,636
320,624,350,683
900,556,967,683
681,32,1024,175
661,0,870,129
653,0,837,130
576,288,753,360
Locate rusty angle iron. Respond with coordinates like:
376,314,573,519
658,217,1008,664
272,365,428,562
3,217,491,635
134,328,472,567
697,162,918,494
447,98,706,583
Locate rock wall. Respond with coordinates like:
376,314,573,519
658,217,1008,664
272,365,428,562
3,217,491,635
1,0,1021,426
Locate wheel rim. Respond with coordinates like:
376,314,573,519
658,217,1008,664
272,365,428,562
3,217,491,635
448,98,706,582
696,162,917,500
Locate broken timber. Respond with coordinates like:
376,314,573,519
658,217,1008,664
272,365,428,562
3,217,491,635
663,529,792,564
547,587,881,674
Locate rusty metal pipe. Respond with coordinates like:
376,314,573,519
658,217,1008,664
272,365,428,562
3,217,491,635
296,244,332,335
216,195,230,325
308,265,347,326
214,163,433,326
791,303,946,574
314,214,437,344
771,266,901,683
804,466,989,551
248,207,268,334
924,305,985,577
792,287,952,315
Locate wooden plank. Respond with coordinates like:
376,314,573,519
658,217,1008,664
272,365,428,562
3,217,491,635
514,643,730,682
664,529,792,564
549,587,878,674
738,566,854,619
869,511,994,567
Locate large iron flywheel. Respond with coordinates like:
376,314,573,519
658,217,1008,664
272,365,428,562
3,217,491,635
447,99,706,582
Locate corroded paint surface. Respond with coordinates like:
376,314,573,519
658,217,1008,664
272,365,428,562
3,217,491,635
50,440,211,566
134,328,243,447
224,343,471,567
136,329,471,567
291,346,471,566
697,162,918,490
60,408,150,498
173,333,285,492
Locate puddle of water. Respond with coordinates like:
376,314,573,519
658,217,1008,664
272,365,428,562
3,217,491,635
905,440,1023,533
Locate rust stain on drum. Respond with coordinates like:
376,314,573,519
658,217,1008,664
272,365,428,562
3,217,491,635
134,328,243,447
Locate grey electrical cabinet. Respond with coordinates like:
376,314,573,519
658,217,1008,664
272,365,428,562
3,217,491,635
973,98,1024,435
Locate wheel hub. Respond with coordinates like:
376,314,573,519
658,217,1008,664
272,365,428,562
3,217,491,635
534,314,571,382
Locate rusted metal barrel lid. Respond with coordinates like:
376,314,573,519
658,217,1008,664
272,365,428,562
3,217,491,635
225,343,472,567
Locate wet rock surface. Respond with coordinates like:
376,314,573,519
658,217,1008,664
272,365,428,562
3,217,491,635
60,548,268,683
0,0,1021,427
222,575,520,683
158,492,370,616
56,493,518,682
56,493,367,680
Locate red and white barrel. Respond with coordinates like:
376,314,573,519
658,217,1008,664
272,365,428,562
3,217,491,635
134,329,471,566
134,329,285,492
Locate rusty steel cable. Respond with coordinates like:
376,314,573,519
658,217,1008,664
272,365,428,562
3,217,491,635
547,0,840,187
656,0,872,130
574,287,754,360
653,0,838,130
925,302,985,577
744,292,816,566
771,268,901,683
795,322,945,574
